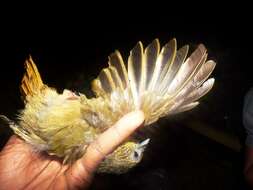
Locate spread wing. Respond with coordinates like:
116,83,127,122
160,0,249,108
82,38,216,128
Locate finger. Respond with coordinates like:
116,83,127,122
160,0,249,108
65,110,144,186
83,110,144,169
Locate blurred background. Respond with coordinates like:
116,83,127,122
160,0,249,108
0,4,252,189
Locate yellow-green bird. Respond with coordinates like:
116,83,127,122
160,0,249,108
0,38,216,174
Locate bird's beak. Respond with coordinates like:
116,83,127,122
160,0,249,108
137,138,150,150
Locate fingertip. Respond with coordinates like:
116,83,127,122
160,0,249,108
129,110,145,127
117,110,145,131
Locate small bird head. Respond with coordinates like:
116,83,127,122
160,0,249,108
97,139,150,174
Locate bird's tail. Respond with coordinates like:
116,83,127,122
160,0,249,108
20,56,44,101
89,38,216,126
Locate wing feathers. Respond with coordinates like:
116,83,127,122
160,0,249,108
165,44,207,96
109,66,124,90
108,50,129,88
98,68,116,93
171,102,199,115
91,38,216,125
172,59,216,102
158,45,189,94
91,79,106,97
128,42,144,107
183,78,215,105
143,39,160,91
155,39,177,89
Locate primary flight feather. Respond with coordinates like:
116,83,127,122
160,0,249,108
0,38,216,174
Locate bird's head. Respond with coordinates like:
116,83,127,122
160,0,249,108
97,139,150,174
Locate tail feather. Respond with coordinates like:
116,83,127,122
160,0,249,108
20,56,44,100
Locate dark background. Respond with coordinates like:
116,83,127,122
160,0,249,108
0,5,252,189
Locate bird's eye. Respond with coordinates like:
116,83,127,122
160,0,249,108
133,151,139,160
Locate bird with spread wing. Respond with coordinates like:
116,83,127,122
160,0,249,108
0,38,216,174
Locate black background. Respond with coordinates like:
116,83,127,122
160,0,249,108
0,4,252,190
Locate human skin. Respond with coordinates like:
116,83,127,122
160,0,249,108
0,110,144,190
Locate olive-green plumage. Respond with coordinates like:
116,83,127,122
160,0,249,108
0,38,216,174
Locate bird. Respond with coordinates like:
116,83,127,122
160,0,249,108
0,38,216,174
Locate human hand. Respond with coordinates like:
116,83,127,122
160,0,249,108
0,110,144,190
